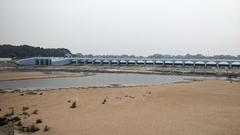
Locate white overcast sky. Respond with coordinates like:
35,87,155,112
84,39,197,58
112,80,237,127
0,0,239,56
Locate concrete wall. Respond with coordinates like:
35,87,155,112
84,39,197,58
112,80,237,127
52,59,71,66
17,57,240,68
17,58,36,65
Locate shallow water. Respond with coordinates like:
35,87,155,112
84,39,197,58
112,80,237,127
0,73,226,90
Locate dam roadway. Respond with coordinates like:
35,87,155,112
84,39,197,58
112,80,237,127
17,57,240,68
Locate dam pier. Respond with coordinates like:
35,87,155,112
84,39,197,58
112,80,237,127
17,57,240,68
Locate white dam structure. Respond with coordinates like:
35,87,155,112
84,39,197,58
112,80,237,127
17,57,240,68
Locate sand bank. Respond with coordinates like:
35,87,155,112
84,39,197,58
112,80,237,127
0,80,240,135
15,65,240,77
0,71,86,81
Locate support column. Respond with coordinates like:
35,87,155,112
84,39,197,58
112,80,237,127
172,61,175,67
144,60,146,66
117,60,120,66
216,62,219,69
153,60,156,66
126,60,129,66
76,59,78,65
163,61,165,66
193,62,196,68
36,59,39,65
204,62,207,68
44,59,46,65
48,59,51,65
135,60,138,66
229,62,232,69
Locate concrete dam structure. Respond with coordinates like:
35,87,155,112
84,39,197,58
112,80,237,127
17,57,240,68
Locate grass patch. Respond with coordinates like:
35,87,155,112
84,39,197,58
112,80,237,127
10,116,21,122
22,112,29,116
32,109,38,115
70,101,77,108
26,91,38,95
0,117,8,126
16,121,22,126
18,124,40,133
102,98,107,104
129,96,135,99
36,118,42,124
22,106,29,111
44,125,50,132
4,108,14,117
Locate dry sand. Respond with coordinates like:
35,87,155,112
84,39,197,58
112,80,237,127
0,80,240,135
0,71,85,81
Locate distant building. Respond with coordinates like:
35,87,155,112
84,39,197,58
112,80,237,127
17,57,71,66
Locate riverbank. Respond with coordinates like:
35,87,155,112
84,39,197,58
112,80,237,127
17,65,240,77
0,71,87,81
0,80,240,135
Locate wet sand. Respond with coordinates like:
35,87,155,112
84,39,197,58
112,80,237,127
0,80,240,135
0,71,85,81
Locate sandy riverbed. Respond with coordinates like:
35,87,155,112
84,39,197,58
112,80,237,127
0,71,86,81
0,80,240,135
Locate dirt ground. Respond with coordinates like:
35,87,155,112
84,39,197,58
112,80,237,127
0,80,240,135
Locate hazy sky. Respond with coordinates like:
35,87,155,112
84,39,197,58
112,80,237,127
0,0,239,56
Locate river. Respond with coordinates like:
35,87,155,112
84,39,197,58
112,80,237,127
0,73,227,90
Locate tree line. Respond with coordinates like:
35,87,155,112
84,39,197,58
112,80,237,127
0,44,239,60
74,53,240,60
0,44,71,59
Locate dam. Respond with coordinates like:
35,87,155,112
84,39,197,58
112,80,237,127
17,57,240,68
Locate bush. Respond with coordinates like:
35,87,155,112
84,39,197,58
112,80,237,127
0,117,8,126
10,108,14,115
4,108,14,117
32,109,38,115
17,124,39,133
22,112,28,116
102,98,107,104
22,106,29,111
29,124,39,132
43,125,49,132
70,101,76,108
36,118,42,124
10,116,21,122
16,121,22,126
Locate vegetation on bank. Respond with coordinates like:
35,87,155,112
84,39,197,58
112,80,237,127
0,44,71,59
75,53,240,60
0,104,50,134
